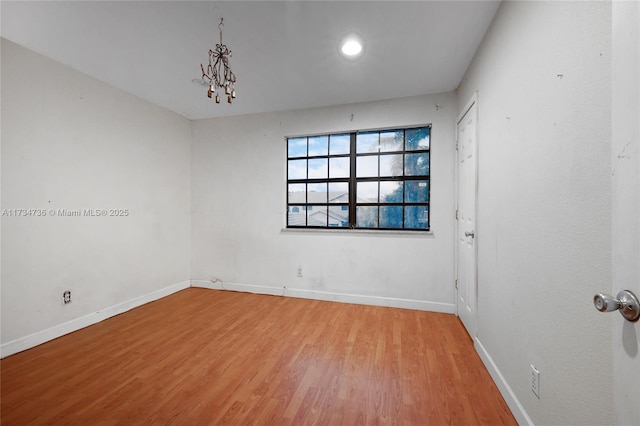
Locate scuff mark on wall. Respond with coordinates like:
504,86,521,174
612,140,633,176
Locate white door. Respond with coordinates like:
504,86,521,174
456,95,478,338
612,2,639,424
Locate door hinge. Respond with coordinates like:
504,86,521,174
455,210,459,220
455,279,459,289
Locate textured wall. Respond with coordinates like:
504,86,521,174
191,93,457,311
456,2,613,425
1,39,192,344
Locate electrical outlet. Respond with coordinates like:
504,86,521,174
296,266,302,278
62,290,72,305
530,364,540,398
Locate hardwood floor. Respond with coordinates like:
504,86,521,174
1,288,515,425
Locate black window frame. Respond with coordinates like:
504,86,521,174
287,125,431,231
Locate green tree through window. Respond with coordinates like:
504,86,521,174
287,126,430,231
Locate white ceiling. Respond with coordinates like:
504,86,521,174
1,1,500,120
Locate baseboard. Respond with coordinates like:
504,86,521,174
475,336,533,426
0,280,191,358
190,280,455,314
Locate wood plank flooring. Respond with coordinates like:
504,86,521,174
1,288,515,425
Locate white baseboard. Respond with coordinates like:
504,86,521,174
475,336,533,426
4,279,527,425
190,280,455,314
2,279,454,358
0,280,190,358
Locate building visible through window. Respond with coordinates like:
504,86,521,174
287,126,430,231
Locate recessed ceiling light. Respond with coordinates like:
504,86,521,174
342,40,362,56
340,34,364,59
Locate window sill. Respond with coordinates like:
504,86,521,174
280,228,434,238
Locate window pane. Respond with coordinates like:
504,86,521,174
288,159,307,179
380,181,403,203
328,206,349,228
379,130,403,152
380,206,403,228
308,206,328,227
356,206,378,228
308,135,328,156
287,126,431,231
404,206,429,229
356,156,377,177
308,158,328,178
330,134,350,155
307,183,327,203
405,180,429,202
288,205,306,226
357,181,378,202
329,157,350,178
406,127,430,151
288,183,306,204
405,152,429,176
288,137,307,158
356,132,378,153
328,182,348,203
380,154,402,177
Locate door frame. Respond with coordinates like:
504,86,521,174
455,91,479,337
611,2,639,424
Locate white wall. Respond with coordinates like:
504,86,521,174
456,2,613,425
1,39,192,351
191,93,456,311
2,4,624,422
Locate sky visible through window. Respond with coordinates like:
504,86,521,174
287,126,430,230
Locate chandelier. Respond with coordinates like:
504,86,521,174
200,18,236,104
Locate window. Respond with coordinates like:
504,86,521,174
287,126,430,231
